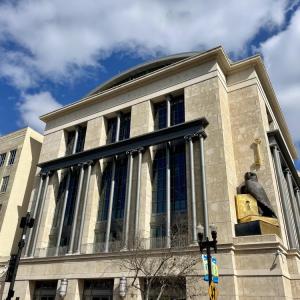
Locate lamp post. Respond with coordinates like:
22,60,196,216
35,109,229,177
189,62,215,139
197,224,217,286
5,213,34,300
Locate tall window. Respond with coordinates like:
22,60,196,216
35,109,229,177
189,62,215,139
106,112,131,144
0,153,6,167
152,94,187,238
99,157,128,221
170,142,187,212
60,169,80,247
65,125,86,155
0,176,9,193
152,148,166,214
112,157,128,219
76,126,87,153
153,95,184,130
7,149,17,165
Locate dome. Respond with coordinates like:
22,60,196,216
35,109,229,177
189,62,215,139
88,52,201,95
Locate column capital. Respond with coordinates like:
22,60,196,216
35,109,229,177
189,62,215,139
270,143,279,151
184,129,207,141
166,94,173,102
83,160,94,167
126,147,144,156
40,170,52,178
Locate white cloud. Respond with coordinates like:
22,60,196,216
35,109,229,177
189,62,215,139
260,8,300,153
0,0,288,88
17,92,62,132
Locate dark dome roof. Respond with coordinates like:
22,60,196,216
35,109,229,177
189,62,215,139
88,52,201,95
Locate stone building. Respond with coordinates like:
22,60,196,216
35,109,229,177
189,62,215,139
0,128,43,295
4,46,300,299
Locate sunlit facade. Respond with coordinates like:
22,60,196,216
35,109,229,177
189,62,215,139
4,47,300,299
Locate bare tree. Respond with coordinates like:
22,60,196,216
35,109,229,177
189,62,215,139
119,236,199,300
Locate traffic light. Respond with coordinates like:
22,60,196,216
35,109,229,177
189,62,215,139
5,254,17,283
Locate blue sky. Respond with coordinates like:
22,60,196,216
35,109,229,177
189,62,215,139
0,0,299,168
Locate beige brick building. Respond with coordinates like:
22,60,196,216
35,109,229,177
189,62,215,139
0,128,43,296
4,47,300,299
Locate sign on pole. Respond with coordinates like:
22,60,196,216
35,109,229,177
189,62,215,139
201,255,219,283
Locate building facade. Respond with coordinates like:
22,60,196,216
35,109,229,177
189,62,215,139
4,47,300,299
0,128,43,295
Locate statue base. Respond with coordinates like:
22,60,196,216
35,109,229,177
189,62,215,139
235,219,281,237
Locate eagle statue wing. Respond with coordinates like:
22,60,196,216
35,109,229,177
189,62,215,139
245,180,277,218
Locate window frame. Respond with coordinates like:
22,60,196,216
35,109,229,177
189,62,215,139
0,176,10,193
0,153,6,167
7,149,17,166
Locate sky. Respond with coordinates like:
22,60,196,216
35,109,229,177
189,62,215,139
0,0,299,168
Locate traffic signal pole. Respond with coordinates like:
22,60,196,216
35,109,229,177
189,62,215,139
5,212,34,300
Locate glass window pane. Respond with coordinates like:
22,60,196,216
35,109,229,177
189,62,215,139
8,149,17,165
171,95,185,126
0,153,6,167
0,176,9,193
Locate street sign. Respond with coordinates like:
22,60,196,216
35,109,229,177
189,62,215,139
212,256,219,283
208,282,219,300
201,255,219,283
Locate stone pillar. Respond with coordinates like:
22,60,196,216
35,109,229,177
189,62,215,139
130,101,154,244
30,172,50,256
39,129,66,163
185,77,235,244
81,116,106,249
62,279,81,300
24,173,44,256
228,79,287,244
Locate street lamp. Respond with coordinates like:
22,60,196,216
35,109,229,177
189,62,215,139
119,276,127,298
57,279,68,299
197,224,217,285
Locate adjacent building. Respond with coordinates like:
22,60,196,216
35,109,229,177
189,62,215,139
0,128,43,296
4,47,300,299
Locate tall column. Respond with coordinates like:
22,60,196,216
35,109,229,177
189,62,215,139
103,113,121,252
77,162,93,253
24,173,45,257
284,169,300,247
198,130,209,239
104,158,116,253
68,164,85,254
165,95,171,248
185,135,197,244
30,172,50,256
272,146,297,248
55,172,71,256
123,151,134,250
134,148,143,240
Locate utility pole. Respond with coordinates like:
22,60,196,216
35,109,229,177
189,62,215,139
5,212,34,300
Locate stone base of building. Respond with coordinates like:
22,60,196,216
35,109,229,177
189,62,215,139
1,235,300,300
